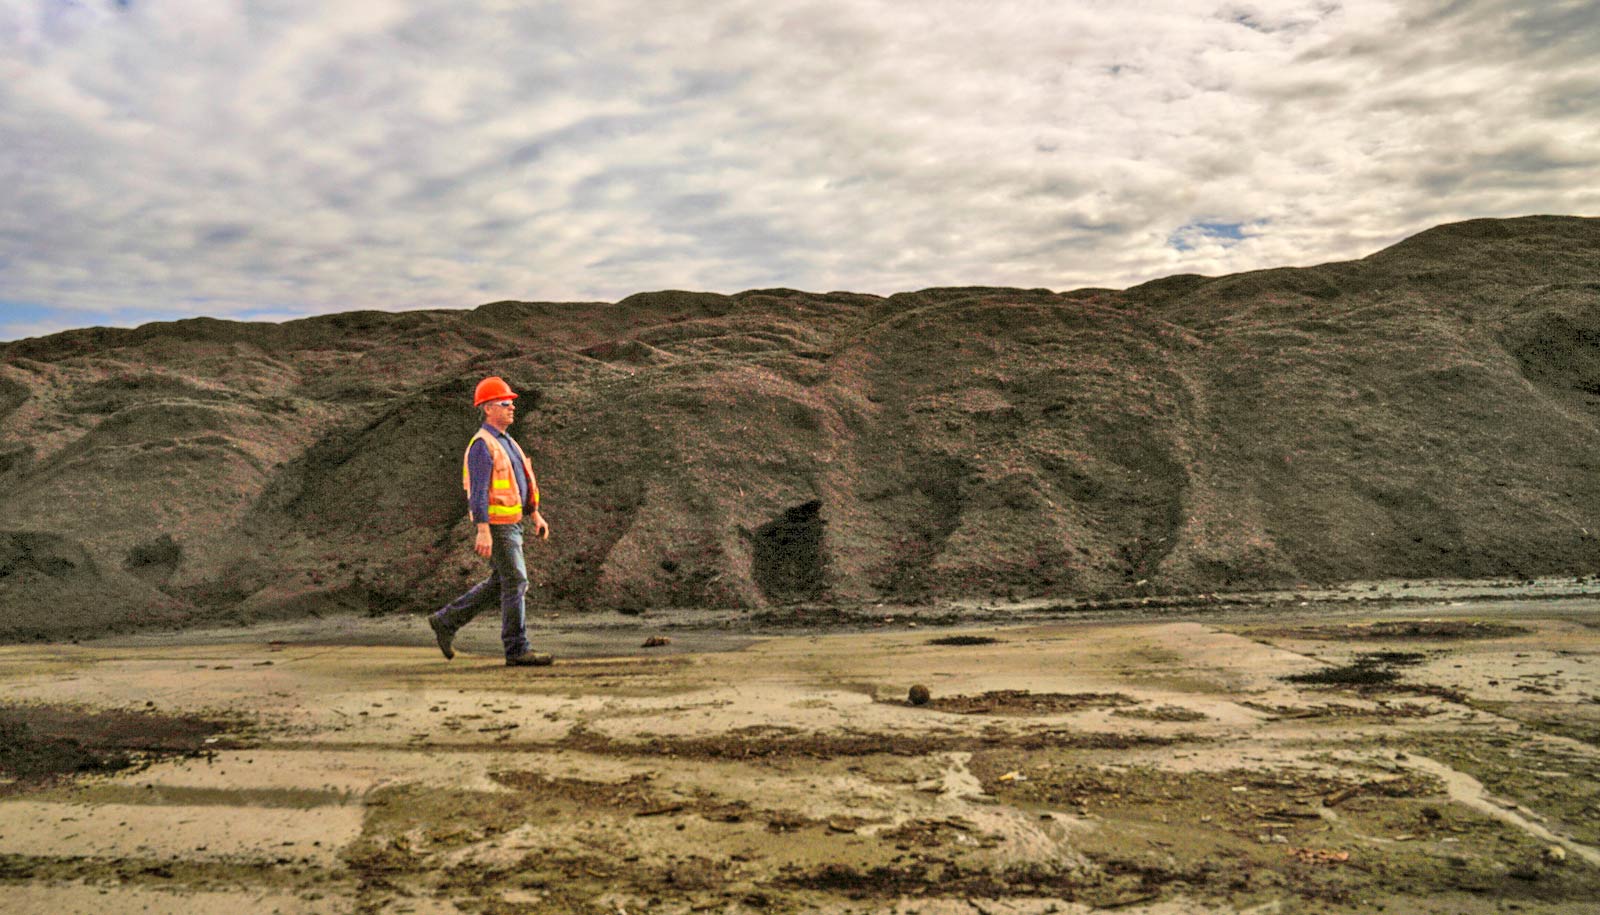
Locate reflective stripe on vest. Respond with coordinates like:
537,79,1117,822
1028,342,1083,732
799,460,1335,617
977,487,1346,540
462,429,540,525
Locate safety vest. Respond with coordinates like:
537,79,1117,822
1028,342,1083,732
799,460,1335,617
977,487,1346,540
462,428,540,525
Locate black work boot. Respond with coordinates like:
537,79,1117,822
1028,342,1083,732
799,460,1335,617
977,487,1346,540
506,651,553,667
428,615,455,660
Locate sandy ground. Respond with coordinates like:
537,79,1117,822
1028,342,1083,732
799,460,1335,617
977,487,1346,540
2,595,1599,914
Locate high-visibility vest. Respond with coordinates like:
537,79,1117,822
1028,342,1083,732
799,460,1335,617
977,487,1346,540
462,429,540,525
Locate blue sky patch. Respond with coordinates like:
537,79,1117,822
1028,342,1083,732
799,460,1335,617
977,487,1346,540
0,300,81,341
0,300,255,341
1168,220,1251,252
0,300,61,324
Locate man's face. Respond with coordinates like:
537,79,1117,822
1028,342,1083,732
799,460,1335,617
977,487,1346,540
485,399,516,427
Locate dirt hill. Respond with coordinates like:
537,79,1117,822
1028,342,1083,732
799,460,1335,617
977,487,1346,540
3,215,1598,640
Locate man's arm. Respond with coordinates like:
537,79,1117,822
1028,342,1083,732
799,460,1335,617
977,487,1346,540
526,464,548,539
467,440,494,557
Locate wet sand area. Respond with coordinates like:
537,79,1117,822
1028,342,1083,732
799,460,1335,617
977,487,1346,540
1,601,1598,914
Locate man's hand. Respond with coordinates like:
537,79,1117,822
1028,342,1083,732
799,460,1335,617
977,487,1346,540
474,524,492,558
531,511,550,540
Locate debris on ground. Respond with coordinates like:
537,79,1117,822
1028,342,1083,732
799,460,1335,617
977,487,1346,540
927,635,1001,646
1289,847,1351,865
916,689,1138,715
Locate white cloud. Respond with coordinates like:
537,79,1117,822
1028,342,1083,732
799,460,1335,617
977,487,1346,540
1,0,1597,338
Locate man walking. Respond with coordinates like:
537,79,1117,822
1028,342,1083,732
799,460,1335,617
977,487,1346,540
428,376,553,666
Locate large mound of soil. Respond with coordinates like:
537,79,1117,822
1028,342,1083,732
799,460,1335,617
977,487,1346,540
3,216,1598,639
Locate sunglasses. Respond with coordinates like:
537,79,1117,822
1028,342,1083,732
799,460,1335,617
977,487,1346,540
489,400,515,408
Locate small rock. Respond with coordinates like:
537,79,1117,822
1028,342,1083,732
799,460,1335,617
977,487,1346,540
1544,845,1567,865
642,636,671,648
908,684,931,706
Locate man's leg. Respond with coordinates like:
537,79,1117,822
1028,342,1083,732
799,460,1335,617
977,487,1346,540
433,567,501,634
490,522,531,658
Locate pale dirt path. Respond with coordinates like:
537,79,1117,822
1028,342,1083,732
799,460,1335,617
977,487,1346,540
2,606,1598,914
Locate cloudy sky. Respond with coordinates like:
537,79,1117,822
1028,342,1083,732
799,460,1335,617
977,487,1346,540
2,0,1597,340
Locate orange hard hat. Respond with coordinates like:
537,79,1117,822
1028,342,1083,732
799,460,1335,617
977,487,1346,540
472,376,518,407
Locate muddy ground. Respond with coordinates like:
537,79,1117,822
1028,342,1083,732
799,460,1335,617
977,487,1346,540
2,592,1598,914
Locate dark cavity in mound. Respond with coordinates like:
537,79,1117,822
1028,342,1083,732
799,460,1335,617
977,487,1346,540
751,500,828,603
125,533,183,571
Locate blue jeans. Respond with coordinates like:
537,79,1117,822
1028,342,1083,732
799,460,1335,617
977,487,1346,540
431,522,529,658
